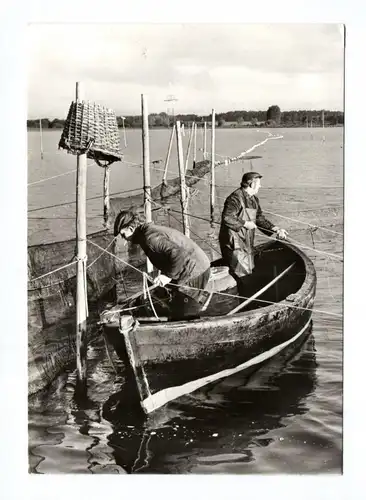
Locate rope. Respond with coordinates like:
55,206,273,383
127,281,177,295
87,236,117,269
28,186,144,213
27,162,96,187
87,239,154,285
28,169,77,186
166,209,221,258
285,236,342,261
145,164,207,182
214,184,343,190
28,215,103,220
143,274,161,321
148,196,221,258
28,275,74,291
169,282,342,318
213,194,343,231
164,207,343,262
28,259,77,282
86,238,341,318
28,236,117,290
263,208,343,236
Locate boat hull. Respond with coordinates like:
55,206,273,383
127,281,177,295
102,241,317,413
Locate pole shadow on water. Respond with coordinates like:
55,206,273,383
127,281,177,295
102,325,317,473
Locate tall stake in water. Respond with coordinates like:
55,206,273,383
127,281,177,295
321,110,326,143
203,121,207,159
184,122,195,173
176,120,190,237
141,94,153,273
162,124,175,186
75,82,88,386
39,119,44,160
210,109,216,226
103,165,111,228
121,116,127,147
193,122,197,163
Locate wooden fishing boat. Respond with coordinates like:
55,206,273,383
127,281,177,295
100,239,317,414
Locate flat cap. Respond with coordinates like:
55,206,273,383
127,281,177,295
241,171,262,186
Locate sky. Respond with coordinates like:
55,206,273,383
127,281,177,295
27,23,344,119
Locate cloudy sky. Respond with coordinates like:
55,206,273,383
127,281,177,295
27,23,344,118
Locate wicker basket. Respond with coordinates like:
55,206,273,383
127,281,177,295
59,101,122,165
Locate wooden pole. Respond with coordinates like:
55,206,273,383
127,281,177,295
184,122,194,172
210,109,216,226
162,124,175,185
203,121,207,159
103,165,111,228
122,117,127,147
39,119,44,160
75,82,88,385
141,94,153,273
193,122,197,163
175,120,190,237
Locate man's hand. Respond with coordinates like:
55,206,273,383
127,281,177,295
275,228,288,240
244,221,257,230
153,274,172,287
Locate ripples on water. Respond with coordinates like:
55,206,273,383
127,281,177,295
28,128,343,473
29,326,342,474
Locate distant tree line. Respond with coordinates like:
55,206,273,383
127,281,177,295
27,106,344,129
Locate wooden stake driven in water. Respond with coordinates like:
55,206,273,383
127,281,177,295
184,122,195,173
193,122,197,163
75,81,88,385
39,119,44,160
175,120,190,237
162,124,175,185
121,116,127,147
103,165,111,228
203,121,207,159
141,94,153,273
210,109,216,225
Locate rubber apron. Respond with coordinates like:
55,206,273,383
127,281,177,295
230,206,257,278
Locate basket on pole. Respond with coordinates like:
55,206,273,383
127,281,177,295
59,101,122,165
58,92,122,386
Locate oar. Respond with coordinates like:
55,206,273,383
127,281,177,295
227,262,295,316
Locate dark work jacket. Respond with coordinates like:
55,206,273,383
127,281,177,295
219,188,275,277
132,223,210,284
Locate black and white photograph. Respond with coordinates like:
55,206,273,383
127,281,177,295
25,22,344,475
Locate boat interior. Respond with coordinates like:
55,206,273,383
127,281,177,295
125,241,306,322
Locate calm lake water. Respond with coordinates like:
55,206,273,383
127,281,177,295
28,127,343,473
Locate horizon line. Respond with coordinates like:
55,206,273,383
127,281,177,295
27,108,344,120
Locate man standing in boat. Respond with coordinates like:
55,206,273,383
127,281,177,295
219,172,288,290
114,210,211,320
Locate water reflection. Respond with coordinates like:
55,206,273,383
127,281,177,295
102,328,317,473
29,352,126,474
